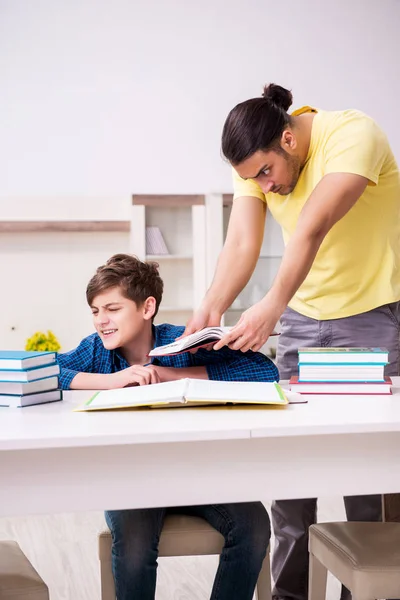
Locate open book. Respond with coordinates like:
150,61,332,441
149,326,279,357
75,379,287,411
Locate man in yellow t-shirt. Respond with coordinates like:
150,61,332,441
185,83,400,600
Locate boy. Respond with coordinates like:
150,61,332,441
59,253,278,600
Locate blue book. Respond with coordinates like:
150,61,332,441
0,350,57,371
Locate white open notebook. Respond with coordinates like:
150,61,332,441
148,327,232,356
148,326,280,357
75,379,287,411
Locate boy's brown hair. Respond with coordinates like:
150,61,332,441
86,254,164,318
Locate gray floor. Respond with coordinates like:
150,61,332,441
0,498,345,600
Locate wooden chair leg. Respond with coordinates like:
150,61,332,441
255,549,272,600
382,493,400,522
100,559,116,600
308,552,328,600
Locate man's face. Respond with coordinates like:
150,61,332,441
234,147,302,196
90,286,148,350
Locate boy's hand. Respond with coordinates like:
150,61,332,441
108,365,161,388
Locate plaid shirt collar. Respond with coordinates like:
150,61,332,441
111,324,163,370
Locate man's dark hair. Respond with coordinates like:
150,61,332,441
221,83,294,165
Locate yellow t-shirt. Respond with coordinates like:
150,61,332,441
232,107,400,320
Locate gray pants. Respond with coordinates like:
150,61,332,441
273,302,400,600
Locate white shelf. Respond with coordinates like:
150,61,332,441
146,254,192,260
259,254,282,259
158,306,193,312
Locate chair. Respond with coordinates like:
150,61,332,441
0,540,49,600
308,521,400,600
99,514,272,600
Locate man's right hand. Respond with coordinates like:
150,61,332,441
183,305,222,337
108,365,161,388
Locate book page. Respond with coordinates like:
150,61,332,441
77,379,189,411
185,379,287,405
149,327,232,357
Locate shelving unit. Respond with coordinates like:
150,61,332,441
130,195,208,325
0,221,130,233
145,254,192,260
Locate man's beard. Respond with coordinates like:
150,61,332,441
278,151,302,195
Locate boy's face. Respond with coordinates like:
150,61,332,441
90,286,152,350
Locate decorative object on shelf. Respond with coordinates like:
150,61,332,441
145,227,169,255
25,330,61,352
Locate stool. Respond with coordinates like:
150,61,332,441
309,521,400,600
0,540,49,600
99,514,272,600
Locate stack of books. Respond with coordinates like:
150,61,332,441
290,347,392,395
0,350,61,408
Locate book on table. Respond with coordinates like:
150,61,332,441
298,363,386,382
0,389,63,408
289,376,392,395
0,375,59,396
0,350,57,370
149,326,280,357
0,363,60,383
298,347,389,364
75,379,287,411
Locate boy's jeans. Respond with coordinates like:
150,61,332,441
105,501,270,600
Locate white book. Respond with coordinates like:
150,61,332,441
75,379,287,412
149,326,279,357
0,363,60,383
0,389,62,408
298,364,385,382
0,376,59,395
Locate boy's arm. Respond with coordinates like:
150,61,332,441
68,372,121,390
58,337,103,390
59,338,165,389
189,346,279,382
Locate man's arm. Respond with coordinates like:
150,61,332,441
268,172,369,308
184,196,266,332
215,172,369,352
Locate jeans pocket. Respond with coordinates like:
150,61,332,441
383,302,400,328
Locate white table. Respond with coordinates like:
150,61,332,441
1,380,400,517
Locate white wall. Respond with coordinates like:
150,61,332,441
1,0,399,196
0,0,399,349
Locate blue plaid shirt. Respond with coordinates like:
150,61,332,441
58,323,279,389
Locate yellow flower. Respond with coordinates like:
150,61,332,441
25,330,61,352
